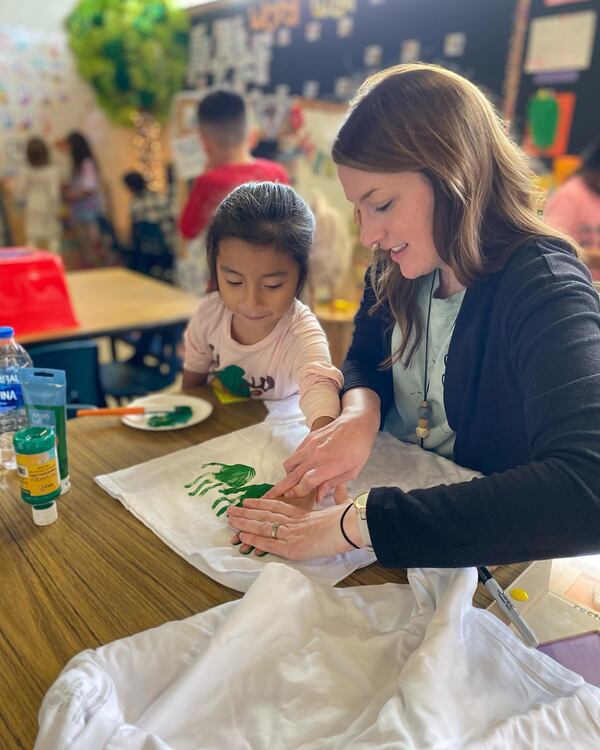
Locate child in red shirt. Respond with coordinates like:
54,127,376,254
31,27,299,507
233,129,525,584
178,90,289,293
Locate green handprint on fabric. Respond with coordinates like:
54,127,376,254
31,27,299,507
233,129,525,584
184,462,256,497
184,463,273,556
184,462,273,516
211,482,273,516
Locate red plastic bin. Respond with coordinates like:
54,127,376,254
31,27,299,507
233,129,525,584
0,248,79,337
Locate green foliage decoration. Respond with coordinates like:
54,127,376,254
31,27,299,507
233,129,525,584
66,0,188,126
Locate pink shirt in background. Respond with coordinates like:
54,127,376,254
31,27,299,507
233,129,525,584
544,175,600,249
184,293,343,426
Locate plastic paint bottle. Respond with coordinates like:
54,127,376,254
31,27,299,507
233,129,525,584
13,426,60,526
19,368,70,494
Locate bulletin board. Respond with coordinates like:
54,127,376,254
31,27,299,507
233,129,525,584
186,0,520,105
182,0,525,268
516,0,600,156
0,24,105,178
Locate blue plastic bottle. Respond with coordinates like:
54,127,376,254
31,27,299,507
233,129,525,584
0,326,33,470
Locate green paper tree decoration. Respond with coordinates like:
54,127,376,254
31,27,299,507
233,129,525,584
66,0,189,126
527,89,559,150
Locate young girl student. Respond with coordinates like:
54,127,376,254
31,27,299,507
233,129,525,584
14,137,61,253
182,180,343,441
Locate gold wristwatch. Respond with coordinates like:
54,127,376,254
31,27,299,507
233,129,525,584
353,491,372,548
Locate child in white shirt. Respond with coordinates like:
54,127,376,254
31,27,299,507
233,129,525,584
14,137,61,253
182,181,343,431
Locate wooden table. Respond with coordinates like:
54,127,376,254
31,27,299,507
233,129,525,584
0,388,526,749
19,268,199,347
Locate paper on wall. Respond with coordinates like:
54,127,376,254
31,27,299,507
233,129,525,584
337,16,354,38
303,80,320,99
305,21,322,42
444,31,466,58
525,11,597,73
170,134,205,181
400,38,421,63
363,44,382,67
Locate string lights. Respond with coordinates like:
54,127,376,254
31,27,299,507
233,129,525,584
132,110,165,192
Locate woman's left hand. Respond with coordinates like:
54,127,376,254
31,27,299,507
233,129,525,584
229,489,317,553
226,498,363,560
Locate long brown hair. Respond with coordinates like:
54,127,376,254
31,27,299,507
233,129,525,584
332,63,577,367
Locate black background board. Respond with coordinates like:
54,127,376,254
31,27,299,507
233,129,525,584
515,0,600,155
190,0,518,102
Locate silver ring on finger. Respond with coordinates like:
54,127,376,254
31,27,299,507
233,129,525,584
271,522,281,539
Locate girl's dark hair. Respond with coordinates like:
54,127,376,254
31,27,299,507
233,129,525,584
26,137,50,167
206,182,315,295
66,131,95,174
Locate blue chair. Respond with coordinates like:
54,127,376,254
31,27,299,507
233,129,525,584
131,220,175,283
101,323,184,403
27,340,107,417
97,215,121,255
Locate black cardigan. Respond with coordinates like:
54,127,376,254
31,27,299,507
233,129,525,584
341,239,600,567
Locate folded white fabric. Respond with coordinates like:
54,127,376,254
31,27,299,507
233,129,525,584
96,401,479,591
35,564,600,750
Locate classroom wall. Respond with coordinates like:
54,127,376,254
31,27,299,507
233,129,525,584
185,0,600,161
515,0,600,157
0,0,172,241
4,0,599,242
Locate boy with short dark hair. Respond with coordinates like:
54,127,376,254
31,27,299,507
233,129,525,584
178,89,289,293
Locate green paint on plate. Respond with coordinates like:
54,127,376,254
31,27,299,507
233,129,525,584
148,406,193,428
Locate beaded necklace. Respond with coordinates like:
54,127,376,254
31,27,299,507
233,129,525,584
416,269,439,447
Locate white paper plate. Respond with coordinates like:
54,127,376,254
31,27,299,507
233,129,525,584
121,394,213,431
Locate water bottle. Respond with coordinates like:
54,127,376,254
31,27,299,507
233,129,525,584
0,326,33,470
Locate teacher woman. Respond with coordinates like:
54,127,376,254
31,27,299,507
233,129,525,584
227,63,600,568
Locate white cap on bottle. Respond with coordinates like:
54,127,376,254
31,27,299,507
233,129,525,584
32,502,58,526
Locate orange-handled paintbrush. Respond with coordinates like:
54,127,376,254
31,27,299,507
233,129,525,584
76,405,191,417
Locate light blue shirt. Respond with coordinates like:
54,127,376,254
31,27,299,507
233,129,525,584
384,273,465,459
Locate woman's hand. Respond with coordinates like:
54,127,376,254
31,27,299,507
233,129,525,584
227,498,363,560
265,391,381,502
230,488,316,553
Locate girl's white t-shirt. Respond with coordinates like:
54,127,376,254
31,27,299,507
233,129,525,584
15,165,61,241
184,293,343,426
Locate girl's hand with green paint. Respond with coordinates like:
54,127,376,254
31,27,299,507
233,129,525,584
227,497,364,560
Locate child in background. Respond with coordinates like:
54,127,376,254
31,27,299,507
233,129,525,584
14,137,61,253
544,137,600,254
182,180,343,442
178,90,289,294
122,171,176,254
60,131,107,266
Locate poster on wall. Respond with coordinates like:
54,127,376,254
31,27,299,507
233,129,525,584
523,90,576,158
170,92,206,180
524,11,597,73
